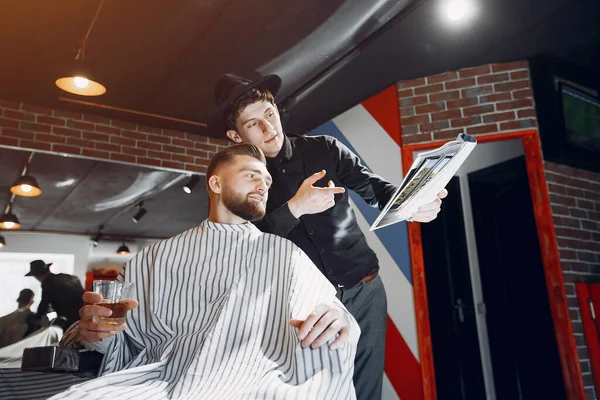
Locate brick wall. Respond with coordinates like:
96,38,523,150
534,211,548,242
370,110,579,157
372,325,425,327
547,162,600,399
0,99,229,173
398,60,600,399
397,61,537,145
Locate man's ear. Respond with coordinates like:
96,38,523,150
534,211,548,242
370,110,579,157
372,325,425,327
208,175,222,194
226,130,243,143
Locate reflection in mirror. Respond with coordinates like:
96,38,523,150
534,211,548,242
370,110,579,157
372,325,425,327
0,147,208,314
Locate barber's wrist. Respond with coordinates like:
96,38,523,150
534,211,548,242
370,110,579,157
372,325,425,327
288,199,304,219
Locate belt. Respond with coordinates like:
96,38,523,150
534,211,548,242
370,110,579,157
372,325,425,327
337,271,378,288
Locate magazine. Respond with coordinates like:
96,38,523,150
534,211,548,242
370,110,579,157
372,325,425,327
370,133,477,231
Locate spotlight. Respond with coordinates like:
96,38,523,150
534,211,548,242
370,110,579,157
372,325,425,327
183,175,200,194
132,203,147,224
0,235,5,248
116,242,130,255
91,232,103,247
0,211,21,230
10,175,42,197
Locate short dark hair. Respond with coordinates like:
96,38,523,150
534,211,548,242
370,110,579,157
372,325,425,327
224,88,275,132
17,289,34,304
206,144,266,192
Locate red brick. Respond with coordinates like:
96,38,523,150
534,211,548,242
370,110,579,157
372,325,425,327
172,138,194,148
52,144,82,155
492,61,529,72
67,137,95,148
463,104,495,116
518,109,537,118
52,127,82,138
402,125,419,135
427,71,459,84
171,154,196,164
82,131,110,142
137,124,162,135
402,114,431,126
161,160,185,170
53,110,82,120
414,84,445,95
82,149,110,159
137,141,162,151
496,99,534,111
109,136,135,146
477,73,509,85
163,129,187,139
95,142,120,152
400,95,428,108
96,125,121,135
208,137,230,146
21,104,53,115
570,208,587,218
0,136,19,146
2,129,34,140
494,80,530,93
83,114,112,125
467,124,499,135
433,128,464,141
19,122,51,133
3,109,35,121
547,183,566,195
444,78,476,90
122,146,147,156
451,116,482,128
430,90,461,102
186,133,209,142
459,65,492,78
511,70,529,80
415,102,446,114
146,150,167,159
398,78,427,89
479,93,512,103
145,134,171,144
577,199,595,210
162,144,180,153
186,148,211,158
461,85,494,98
499,119,537,131
431,109,462,122
36,116,66,126
446,98,478,109
110,119,137,130
512,89,534,99
0,99,22,109
18,139,52,151
67,120,95,131
482,111,516,123
137,157,163,167
550,194,577,207
420,121,450,133
192,143,217,152
0,118,19,128
110,153,137,163
35,133,66,143
398,88,414,99
401,107,415,117
122,130,147,141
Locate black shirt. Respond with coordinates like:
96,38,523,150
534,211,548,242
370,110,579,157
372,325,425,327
257,134,398,288
36,273,84,327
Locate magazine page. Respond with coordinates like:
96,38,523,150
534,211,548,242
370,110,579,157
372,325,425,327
370,133,477,231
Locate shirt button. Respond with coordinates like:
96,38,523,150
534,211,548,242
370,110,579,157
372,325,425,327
308,230,314,235
319,249,325,254
327,270,333,276
282,169,286,174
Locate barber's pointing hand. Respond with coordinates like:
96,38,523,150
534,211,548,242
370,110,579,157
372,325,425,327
288,170,345,218
78,291,138,343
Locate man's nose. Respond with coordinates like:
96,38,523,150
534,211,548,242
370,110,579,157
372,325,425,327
260,119,274,133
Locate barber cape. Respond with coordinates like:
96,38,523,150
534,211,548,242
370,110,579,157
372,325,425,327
54,220,359,400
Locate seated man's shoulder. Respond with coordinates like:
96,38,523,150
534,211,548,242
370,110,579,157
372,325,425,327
258,232,309,260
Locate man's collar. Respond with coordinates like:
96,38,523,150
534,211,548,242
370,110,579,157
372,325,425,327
268,134,293,165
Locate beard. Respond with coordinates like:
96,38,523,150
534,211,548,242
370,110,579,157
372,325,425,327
222,188,266,222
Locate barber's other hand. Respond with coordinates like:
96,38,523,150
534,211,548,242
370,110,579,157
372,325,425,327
288,170,345,218
289,303,351,350
78,291,138,343
409,188,448,223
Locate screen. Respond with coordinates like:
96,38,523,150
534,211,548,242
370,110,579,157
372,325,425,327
561,85,600,154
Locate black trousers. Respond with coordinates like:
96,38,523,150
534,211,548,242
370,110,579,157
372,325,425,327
336,275,387,400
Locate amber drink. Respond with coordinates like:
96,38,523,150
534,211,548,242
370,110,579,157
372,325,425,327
92,281,134,325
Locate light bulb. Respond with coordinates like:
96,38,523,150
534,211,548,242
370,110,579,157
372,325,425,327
4,221,14,229
74,76,90,88
446,0,467,20
20,184,32,193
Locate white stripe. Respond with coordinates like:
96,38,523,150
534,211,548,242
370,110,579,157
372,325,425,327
332,104,404,185
382,373,402,400
351,199,419,361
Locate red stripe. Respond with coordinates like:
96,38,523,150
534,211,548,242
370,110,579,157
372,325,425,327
361,86,402,146
385,316,424,400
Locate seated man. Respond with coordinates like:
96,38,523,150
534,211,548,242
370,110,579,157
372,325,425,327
53,144,359,400
0,289,48,348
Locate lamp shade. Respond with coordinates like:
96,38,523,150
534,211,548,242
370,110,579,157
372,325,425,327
0,212,21,230
0,235,5,248
116,243,130,255
56,60,106,96
10,175,42,197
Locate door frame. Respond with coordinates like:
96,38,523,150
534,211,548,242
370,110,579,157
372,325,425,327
401,130,584,400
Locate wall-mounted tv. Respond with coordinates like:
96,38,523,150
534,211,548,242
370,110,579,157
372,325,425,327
560,84,600,154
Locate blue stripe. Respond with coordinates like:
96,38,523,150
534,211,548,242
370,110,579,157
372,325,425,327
309,120,412,283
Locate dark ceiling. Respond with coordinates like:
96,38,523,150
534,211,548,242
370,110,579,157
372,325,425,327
0,0,598,239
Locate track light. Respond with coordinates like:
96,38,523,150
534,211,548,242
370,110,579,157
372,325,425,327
132,203,147,223
10,175,42,197
91,232,103,247
183,176,200,194
116,242,130,255
0,235,6,248
0,211,21,230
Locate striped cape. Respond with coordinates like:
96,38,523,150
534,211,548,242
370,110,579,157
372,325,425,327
52,220,359,400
